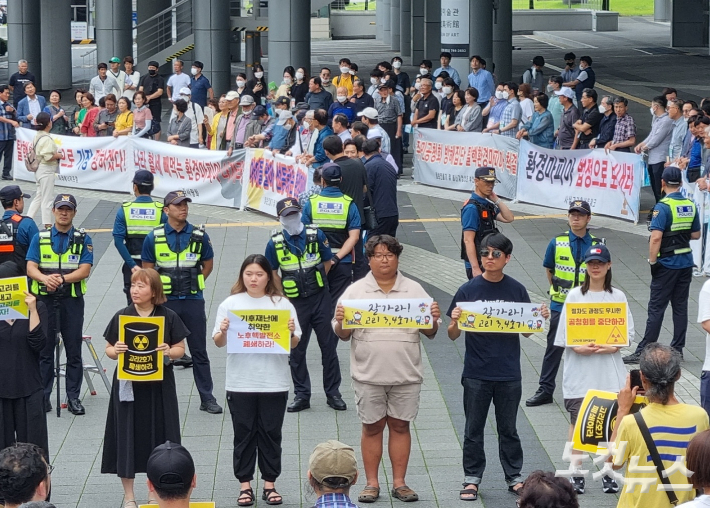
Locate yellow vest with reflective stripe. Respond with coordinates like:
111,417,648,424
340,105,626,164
153,226,205,296
549,233,598,304
309,193,352,249
31,230,87,297
658,196,695,257
122,200,164,259
272,227,325,298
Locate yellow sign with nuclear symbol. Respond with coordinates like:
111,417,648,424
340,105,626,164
118,315,165,381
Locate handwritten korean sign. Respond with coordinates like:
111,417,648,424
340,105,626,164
227,309,291,354
456,302,545,334
117,316,165,381
342,298,433,329
565,303,629,347
0,276,28,319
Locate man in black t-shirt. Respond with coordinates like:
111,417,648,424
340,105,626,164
411,78,439,130
447,232,549,502
572,88,602,149
8,60,36,107
138,60,166,140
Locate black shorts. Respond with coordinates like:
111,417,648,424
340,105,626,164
564,397,584,425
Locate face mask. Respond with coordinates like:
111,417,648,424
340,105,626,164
380,77,387,84
434,82,443,90
443,86,452,95
254,71,264,79
420,68,429,76
546,84,554,93
414,82,421,90
393,61,402,69
148,69,157,76
371,77,379,85
502,91,509,100
495,90,504,99
599,105,606,114
340,66,350,74
337,95,347,103
280,214,304,236
236,80,245,88
295,71,304,80
531,68,537,79
349,70,356,75
191,67,198,76
650,107,655,116
385,96,391,104
284,77,292,85
322,77,330,84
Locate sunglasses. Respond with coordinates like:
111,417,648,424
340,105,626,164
480,249,504,259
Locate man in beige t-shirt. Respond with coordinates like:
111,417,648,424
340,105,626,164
334,234,441,504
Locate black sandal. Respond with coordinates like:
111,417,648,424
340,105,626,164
460,483,478,501
238,488,255,506
508,483,524,496
262,488,283,505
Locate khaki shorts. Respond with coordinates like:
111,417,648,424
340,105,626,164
352,380,421,424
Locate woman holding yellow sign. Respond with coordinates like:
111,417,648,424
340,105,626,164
212,254,300,506
553,244,633,496
101,268,188,506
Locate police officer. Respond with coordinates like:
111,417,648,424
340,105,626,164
141,190,222,414
0,185,39,278
112,170,166,305
526,200,600,407
460,167,514,280
624,166,700,363
302,163,361,314
26,194,93,415
265,197,347,413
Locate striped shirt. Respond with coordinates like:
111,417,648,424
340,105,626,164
500,99,521,138
0,100,15,140
612,113,636,146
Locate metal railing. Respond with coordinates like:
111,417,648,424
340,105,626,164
136,0,193,64
512,0,605,10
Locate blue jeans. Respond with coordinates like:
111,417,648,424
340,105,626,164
462,377,523,486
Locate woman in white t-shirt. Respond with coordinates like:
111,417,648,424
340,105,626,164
553,244,633,496
212,254,301,507
684,429,710,507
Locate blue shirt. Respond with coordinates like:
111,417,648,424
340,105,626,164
141,221,214,300
650,191,701,270
690,138,703,169
327,101,357,124
189,74,212,109
302,186,361,263
312,125,334,168
467,69,495,103
26,225,94,266
461,193,500,269
2,210,39,249
0,100,16,141
112,196,167,268
522,110,555,149
542,230,595,312
314,493,359,508
264,226,334,273
433,65,461,87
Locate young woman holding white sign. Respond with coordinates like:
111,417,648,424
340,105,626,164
553,243,634,496
212,254,300,506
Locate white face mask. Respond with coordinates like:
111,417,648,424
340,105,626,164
495,90,504,100
502,91,510,100
420,68,429,76
322,77,330,84
236,80,245,88
279,214,304,236
349,70,356,75
414,82,421,90
434,82,443,90
191,67,198,76
380,77,387,84
295,71,304,80
546,84,554,93
284,77,292,85
337,95,347,103
442,86,452,95
650,106,655,116
531,68,537,79
371,77,379,85
393,61,402,69
340,66,350,74
599,105,606,114
254,71,264,79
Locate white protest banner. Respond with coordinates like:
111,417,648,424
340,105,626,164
413,128,519,199
13,128,246,208
227,309,291,354
515,140,644,222
241,148,313,217
456,302,545,334
342,298,434,329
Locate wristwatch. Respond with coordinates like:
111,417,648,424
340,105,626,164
648,259,657,265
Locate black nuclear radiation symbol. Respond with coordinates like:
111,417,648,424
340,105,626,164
133,334,150,350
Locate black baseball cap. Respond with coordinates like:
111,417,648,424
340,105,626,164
164,190,192,206
584,244,611,263
276,197,301,217
253,105,268,117
0,185,30,202
662,166,682,186
146,441,195,492
53,194,77,209
568,200,592,215
474,167,499,182
148,61,160,68
132,170,154,185
275,96,290,107
321,163,342,184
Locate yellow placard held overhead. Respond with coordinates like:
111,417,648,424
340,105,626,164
0,276,29,319
117,315,165,381
227,309,291,354
565,303,629,347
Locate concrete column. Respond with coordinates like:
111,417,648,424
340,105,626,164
376,2,384,40
400,0,411,57
654,0,670,21
391,0,401,51
40,0,72,90
8,0,42,88
194,0,231,101
492,0,512,82
423,0,440,61
382,0,392,46
268,0,310,84
95,0,132,66
411,0,424,64
470,0,492,69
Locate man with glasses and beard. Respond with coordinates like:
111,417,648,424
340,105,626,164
0,443,52,508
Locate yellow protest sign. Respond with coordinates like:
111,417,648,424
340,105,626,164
342,298,434,329
456,302,545,334
117,315,165,381
228,309,291,354
565,303,629,347
0,276,29,319
572,389,647,453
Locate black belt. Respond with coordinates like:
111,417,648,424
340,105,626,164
231,142,244,149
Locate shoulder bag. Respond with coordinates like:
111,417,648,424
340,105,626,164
363,184,378,231
633,411,679,505
25,134,50,172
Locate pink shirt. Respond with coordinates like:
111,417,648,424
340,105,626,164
225,110,239,141
132,106,153,130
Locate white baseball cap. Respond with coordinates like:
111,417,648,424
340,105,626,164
554,86,574,100
179,87,191,96
276,110,294,125
357,107,378,120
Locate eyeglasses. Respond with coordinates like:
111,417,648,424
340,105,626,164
479,249,504,259
372,253,396,261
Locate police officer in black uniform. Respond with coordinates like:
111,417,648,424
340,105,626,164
0,185,39,278
460,167,514,279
